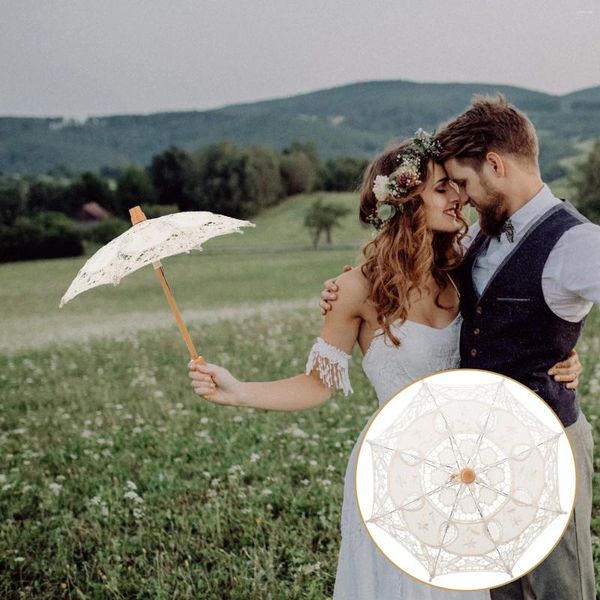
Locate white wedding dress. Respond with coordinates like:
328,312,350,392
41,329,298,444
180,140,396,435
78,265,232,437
308,313,492,599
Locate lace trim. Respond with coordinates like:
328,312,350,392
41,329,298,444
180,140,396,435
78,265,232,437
305,337,353,397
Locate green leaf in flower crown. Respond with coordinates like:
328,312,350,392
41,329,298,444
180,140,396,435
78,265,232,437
376,203,397,222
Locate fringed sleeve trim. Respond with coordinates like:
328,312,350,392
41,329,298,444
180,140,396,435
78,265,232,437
305,337,353,396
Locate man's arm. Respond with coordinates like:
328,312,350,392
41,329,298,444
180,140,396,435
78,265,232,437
543,222,600,322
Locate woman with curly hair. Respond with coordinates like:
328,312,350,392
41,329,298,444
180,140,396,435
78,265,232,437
187,131,579,599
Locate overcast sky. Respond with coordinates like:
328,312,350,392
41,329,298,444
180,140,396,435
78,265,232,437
1,0,599,119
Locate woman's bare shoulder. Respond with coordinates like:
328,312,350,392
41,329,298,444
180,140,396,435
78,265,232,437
330,265,370,315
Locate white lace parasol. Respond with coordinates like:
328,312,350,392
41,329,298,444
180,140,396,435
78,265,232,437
59,210,254,307
59,207,255,363
355,369,576,592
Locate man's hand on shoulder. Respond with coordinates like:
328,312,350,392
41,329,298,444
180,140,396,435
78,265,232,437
319,264,353,315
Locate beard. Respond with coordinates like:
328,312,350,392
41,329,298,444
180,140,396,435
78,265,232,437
476,184,510,237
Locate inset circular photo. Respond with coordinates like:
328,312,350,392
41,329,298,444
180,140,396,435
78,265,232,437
354,369,577,592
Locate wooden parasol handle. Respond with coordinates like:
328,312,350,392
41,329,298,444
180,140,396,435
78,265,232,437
129,205,206,366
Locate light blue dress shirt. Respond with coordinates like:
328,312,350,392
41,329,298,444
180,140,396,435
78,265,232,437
463,184,600,322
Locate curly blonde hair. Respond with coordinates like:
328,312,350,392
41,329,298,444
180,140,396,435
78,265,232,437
359,140,469,347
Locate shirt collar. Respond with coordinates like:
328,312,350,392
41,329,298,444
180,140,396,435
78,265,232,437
502,183,561,241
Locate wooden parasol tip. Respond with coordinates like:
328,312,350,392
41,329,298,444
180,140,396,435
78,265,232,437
129,205,147,225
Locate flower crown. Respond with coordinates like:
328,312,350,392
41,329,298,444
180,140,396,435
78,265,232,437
366,129,442,229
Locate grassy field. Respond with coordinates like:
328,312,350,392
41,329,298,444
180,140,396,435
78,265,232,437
203,192,369,250
1,192,599,598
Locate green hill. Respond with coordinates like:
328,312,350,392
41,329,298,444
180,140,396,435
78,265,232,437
1,80,600,176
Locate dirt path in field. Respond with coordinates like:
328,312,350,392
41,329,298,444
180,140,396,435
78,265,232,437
0,298,317,354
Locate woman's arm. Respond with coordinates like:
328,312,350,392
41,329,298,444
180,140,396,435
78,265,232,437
189,268,366,411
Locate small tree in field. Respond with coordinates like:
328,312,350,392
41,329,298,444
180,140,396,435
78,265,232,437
570,139,600,223
303,197,351,249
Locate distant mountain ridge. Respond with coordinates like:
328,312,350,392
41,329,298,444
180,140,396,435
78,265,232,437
1,80,599,175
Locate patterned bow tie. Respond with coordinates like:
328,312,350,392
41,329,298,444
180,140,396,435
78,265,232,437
497,219,515,243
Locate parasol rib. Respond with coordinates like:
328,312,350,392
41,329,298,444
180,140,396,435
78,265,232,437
423,383,466,469
430,482,465,580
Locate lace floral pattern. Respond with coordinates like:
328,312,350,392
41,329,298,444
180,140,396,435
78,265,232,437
305,337,353,396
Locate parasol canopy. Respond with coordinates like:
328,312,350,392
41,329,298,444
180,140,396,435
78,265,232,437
355,369,576,592
59,207,255,363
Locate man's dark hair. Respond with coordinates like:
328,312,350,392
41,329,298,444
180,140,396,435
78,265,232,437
436,93,539,170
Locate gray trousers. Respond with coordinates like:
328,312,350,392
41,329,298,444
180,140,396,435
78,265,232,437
490,409,596,600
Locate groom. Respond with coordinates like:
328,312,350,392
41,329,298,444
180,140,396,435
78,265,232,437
320,95,598,599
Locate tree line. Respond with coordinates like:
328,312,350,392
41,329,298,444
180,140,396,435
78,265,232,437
0,141,367,225
1,138,599,263
0,140,368,261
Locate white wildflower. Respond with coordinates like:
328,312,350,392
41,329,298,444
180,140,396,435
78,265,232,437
303,561,321,574
49,482,62,495
228,464,244,476
285,424,308,439
123,490,144,504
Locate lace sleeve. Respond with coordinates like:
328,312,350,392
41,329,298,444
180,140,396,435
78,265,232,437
305,337,353,396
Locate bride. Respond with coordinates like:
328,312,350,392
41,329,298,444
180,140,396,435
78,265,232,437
187,131,580,599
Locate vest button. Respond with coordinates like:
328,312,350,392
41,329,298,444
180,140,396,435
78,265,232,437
474,328,480,335
470,348,477,357
475,306,483,314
